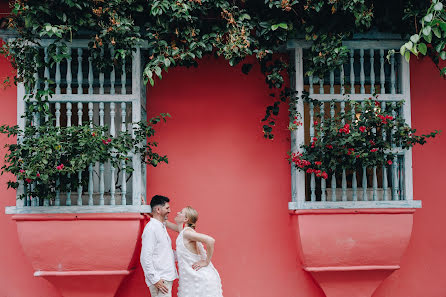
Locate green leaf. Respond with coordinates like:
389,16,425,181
432,27,442,38
404,51,411,62
410,34,420,43
423,26,432,37
418,43,427,55
424,13,433,23
424,32,432,43
440,51,446,60
271,24,279,31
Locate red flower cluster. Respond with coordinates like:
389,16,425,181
25,178,32,183
306,168,328,179
387,160,393,165
347,148,355,155
36,173,40,177
315,161,322,166
370,148,378,152
19,169,25,173
102,138,112,145
326,144,333,149
56,164,64,170
375,101,380,107
359,126,366,133
369,140,375,146
377,114,394,124
313,120,318,126
310,137,317,148
339,123,350,134
292,120,303,126
291,152,311,168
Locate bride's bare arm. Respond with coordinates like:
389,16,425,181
183,230,215,270
165,221,180,232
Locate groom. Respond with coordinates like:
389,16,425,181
140,195,178,297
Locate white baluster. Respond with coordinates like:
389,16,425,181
350,49,355,94
309,75,314,94
44,47,49,91
88,55,94,94
121,102,127,204
370,49,375,94
99,48,105,94
55,47,61,94
55,103,61,127
319,78,324,94
110,47,116,95
329,71,334,94
340,65,345,94
360,48,365,94
77,103,83,205
66,47,72,94
110,102,116,205
121,56,126,95
66,102,72,127
381,101,388,200
372,166,378,200
88,102,94,205
390,54,396,94
380,49,386,94
362,166,368,201
77,48,83,94
99,102,105,205
309,101,316,201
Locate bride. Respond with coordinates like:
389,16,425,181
166,206,223,297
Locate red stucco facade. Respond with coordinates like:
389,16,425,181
0,53,445,297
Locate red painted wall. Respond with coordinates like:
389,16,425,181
0,52,444,297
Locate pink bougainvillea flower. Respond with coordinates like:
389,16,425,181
19,169,25,173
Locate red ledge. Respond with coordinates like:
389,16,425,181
304,265,400,272
12,213,146,297
12,213,146,221
290,208,416,215
290,208,416,297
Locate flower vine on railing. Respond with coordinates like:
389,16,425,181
0,106,170,201
288,96,440,178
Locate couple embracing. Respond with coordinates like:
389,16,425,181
140,195,223,297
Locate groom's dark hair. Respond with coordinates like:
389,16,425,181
150,195,170,209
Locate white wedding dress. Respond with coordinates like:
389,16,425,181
176,227,223,297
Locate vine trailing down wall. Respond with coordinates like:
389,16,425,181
0,0,443,198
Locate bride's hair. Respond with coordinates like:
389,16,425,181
184,206,198,229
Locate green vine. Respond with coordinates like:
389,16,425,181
0,0,443,140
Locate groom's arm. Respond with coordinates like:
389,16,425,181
140,228,161,285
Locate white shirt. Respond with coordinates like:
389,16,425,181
140,218,178,287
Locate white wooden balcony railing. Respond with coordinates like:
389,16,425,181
6,40,151,214
288,38,421,209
